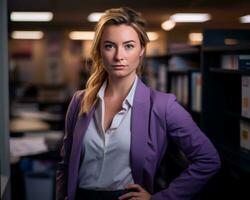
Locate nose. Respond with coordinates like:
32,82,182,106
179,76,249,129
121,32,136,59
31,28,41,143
114,47,125,61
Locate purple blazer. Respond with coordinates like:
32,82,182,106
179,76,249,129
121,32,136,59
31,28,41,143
56,79,221,200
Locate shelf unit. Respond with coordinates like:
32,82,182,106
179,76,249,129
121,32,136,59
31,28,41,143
143,55,169,92
150,30,250,198
166,45,202,126
145,30,250,198
145,46,202,125
201,29,250,176
149,45,203,192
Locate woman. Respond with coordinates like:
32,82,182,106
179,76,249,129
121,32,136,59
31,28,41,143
56,7,221,200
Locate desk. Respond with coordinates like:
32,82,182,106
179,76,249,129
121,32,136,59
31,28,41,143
9,103,64,200
10,131,62,200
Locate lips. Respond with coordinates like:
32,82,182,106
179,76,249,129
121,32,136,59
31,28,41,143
112,64,127,69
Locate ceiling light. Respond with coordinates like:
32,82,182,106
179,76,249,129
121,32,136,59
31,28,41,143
10,12,53,22
147,32,159,41
11,31,44,39
239,15,250,23
170,13,211,23
161,19,176,31
189,32,203,44
69,31,95,40
87,12,105,22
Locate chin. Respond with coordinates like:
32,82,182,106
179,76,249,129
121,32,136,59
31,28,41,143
109,71,135,79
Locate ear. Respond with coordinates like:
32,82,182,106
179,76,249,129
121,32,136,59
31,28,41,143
140,47,145,57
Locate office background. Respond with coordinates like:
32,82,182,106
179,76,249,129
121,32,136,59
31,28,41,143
1,0,250,199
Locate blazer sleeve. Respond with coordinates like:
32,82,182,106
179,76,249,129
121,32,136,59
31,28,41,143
152,95,221,200
56,91,82,200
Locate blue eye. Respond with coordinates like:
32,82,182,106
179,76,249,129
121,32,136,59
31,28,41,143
104,44,114,50
125,44,134,50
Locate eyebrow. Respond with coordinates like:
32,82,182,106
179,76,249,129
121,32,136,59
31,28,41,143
103,40,136,44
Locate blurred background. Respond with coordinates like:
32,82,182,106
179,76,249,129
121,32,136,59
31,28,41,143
1,0,250,200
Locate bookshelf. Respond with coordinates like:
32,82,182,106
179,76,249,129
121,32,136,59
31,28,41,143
167,45,202,126
150,45,203,192
144,45,202,125
143,55,169,92
152,30,250,198
153,29,250,199
201,29,250,195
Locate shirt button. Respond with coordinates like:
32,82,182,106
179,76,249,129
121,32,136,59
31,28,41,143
96,155,101,160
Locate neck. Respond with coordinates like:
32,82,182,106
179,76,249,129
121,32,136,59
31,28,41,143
105,74,136,99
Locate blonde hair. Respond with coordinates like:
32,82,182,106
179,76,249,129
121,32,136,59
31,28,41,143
80,7,149,115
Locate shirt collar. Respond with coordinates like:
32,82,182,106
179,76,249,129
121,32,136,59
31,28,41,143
97,80,107,101
97,76,138,109
125,76,137,107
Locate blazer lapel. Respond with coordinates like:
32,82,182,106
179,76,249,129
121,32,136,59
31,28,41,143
68,108,95,198
131,79,151,185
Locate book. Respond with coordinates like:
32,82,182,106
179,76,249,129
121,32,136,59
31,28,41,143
221,55,238,70
170,75,189,106
158,64,167,92
221,54,250,70
182,75,189,107
191,72,202,112
238,55,250,70
240,120,250,150
242,76,250,118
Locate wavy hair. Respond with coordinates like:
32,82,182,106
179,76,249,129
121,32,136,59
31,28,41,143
80,7,149,115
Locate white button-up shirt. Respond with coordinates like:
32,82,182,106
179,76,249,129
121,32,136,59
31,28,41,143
78,76,138,190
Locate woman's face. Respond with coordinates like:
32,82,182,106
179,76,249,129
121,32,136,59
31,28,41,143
100,24,145,80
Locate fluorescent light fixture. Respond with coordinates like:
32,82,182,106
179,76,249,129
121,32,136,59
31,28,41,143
161,19,176,31
69,31,95,40
189,32,203,44
239,15,250,23
147,32,159,41
87,12,105,22
10,12,53,22
11,31,44,39
189,33,203,42
170,13,211,23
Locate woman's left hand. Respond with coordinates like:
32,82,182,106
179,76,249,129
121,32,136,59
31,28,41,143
118,184,151,200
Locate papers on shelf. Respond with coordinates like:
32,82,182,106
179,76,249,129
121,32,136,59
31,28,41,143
10,136,48,157
10,131,63,158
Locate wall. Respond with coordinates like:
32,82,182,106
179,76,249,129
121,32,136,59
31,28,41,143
0,0,11,198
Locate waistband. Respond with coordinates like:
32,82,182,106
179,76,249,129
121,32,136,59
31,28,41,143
76,188,135,200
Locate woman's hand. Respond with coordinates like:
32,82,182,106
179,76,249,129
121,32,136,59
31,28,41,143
118,184,151,200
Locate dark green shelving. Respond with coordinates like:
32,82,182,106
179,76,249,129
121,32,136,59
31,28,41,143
202,29,250,175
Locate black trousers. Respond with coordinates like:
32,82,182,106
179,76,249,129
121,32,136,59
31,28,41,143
75,188,134,200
